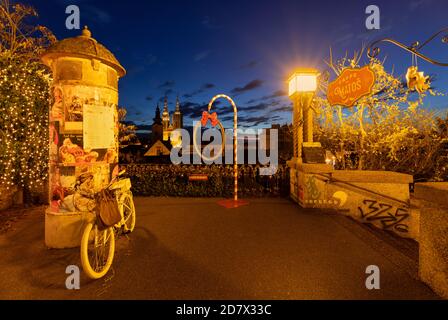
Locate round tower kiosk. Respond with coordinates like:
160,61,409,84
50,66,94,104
41,27,126,248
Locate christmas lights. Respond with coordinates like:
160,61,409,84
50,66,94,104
0,57,51,191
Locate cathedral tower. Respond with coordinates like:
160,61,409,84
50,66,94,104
162,96,170,132
151,103,163,142
172,96,183,130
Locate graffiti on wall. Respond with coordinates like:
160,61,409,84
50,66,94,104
332,191,348,207
358,199,409,233
305,175,321,200
302,176,349,208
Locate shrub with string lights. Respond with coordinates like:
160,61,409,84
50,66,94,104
0,56,51,190
0,1,55,193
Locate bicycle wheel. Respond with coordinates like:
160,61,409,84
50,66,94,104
80,222,115,280
121,192,136,233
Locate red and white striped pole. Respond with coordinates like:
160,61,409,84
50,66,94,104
208,94,238,201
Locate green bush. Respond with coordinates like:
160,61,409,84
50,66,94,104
123,164,290,198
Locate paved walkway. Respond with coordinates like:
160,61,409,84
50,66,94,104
0,198,439,299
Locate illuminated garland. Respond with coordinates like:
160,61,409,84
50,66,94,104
0,57,51,190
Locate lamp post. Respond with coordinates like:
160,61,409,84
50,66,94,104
288,68,319,164
207,94,239,202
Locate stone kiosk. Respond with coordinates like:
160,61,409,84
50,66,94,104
41,27,126,248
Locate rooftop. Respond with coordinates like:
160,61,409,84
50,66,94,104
41,26,126,77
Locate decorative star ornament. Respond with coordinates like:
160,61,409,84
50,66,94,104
406,66,430,94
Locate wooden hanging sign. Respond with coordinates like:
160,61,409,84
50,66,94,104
327,66,376,107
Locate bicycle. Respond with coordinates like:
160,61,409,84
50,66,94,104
80,170,136,280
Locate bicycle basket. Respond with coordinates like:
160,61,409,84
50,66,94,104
95,189,121,230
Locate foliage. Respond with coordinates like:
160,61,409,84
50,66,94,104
124,164,290,198
0,56,51,189
118,107,138,146
315,48,447,181
0,0,56,60
433,114,448,181
0,0,54,190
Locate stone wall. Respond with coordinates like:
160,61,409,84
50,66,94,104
415,183,448,299
290,163,417,239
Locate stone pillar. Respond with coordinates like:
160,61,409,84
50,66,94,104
301,93,314,143
415,183,448,299
303,106,313,143
292,97,303,160
41,26,126,248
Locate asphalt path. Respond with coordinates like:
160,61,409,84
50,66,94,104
0,197,438,299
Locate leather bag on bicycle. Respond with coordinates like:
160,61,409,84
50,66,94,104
95,189,121,230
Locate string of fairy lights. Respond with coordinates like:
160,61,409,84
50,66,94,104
0,58,51,191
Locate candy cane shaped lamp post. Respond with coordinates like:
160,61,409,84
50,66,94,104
207,94,248,208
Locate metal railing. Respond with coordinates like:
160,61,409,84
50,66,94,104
313,172,410,208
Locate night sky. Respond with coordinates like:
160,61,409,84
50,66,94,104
26,0,448,129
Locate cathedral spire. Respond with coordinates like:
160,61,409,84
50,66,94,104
175,96,180,112
162,97,170,132
172,96,183,130
153,103,162,124
163,96,168,113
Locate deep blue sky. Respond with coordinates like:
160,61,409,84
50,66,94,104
27,0,448,128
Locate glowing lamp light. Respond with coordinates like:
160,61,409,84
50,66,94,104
288,68,319,96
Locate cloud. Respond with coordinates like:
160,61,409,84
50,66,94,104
122,120,136,126
53,1,112,25
332,33,355,46
177,98,287,128
180,101,207,118
164,89,174,96
183,83,216,98
247,91,286,104
219,115,234,122
240,61,258,69
194,50,211,62
180,100,223,121
238,115,272,127
272,105,291,113
145,54,159,66
202,16,221,29
124,54,160,76
264,90,287,100
231,80,264,95
202,83,215,90
355,23,393,43
83,5,112,24
239,100,285,113
409,0,431,11
183,93,194,99
127,65,145,76
240,114,284,127
158,81,175,89
239,102,271,112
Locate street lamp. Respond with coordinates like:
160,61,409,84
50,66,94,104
288,69,318,96
288,68,319,163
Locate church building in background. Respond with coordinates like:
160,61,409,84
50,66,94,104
162,96,183,141
145,97,184,161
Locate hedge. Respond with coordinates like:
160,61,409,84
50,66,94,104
123,164,290,198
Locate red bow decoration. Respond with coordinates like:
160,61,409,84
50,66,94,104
201,111,219,127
